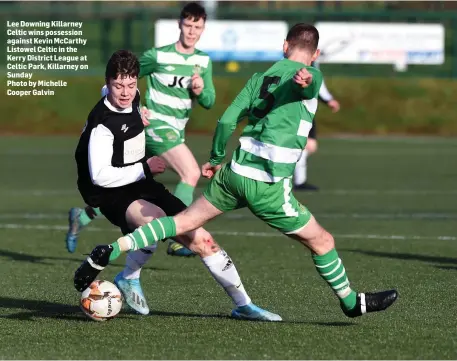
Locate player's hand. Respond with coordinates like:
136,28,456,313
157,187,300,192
140,106,150,127
327,99,340,113
147,156,166,175
191,74,204,96
293,68,313,87
201,162,221,179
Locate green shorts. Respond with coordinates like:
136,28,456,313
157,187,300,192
145,120,185,156
203,163,312,234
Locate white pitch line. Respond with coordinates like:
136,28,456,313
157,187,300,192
1,212,457,220
225,212,457,220
0,223,455,242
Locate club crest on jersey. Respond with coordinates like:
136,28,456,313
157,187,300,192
298,203,308,215
166,131,178,142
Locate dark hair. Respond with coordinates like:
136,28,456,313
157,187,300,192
286,23,319,54
180,2,207,22
105,50,139,81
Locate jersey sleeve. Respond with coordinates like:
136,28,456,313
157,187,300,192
88,123,148,187
139,48,158,78
196,58,216,109
318,77,333,103
209,75,256,166
296,67,323,99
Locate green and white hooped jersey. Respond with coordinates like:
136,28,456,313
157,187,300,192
139,43,216,132
210,58,323,183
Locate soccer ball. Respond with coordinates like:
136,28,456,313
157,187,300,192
80,280,122,321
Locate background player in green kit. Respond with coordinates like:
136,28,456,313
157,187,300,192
75,23,398,320
66,2,215,257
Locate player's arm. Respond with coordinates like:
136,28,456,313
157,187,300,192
293,66,323,99
318,78,333,103
139,48,157,79
209,76,255,166
312,60,331,102
318,77,340,112
88,124,152,188
196,59,216,109
311,61,340,111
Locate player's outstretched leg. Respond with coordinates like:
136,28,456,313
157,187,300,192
113,245,156,315
74,244,113,292
65,206,102,253
176,228,281,322
74,197,282,321
73,215,176,291
74,228,281,321
289,216,398,318
341,290,398,318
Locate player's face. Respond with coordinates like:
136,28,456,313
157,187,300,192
107,75,137,109
179,17,205,49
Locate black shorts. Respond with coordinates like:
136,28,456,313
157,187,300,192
98,178,186,235
309,119,317,139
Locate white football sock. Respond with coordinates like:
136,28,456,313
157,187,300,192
201,250,251,307
294,150,308,186
122,244,157,280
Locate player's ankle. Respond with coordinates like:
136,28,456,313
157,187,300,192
117,236,133,252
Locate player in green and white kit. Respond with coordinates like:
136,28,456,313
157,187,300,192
75,24,398,320
66,2,214,258
138,3,215,256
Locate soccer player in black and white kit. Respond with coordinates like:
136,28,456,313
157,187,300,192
74,49,280,321
293,60,340,191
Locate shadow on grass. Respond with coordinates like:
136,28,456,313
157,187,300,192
345,249,457,267
147,310,355,326
0,249,168,271
0,296,356,326
435,265,457,271
0,296,90,321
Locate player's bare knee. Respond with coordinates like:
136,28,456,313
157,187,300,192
199,236,220,255
126,200,166,229
296,227,334,255
182,167,200,187
313,230,334,254
140,207,166,225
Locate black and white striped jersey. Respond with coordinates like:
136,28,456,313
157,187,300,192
75,90,151,206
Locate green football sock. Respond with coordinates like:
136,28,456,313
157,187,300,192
312,248,357,311
79,206,102,227
109,216,177,262
169,182,194,247
174,182,195,207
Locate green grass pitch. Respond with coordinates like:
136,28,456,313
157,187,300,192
0,134,456,359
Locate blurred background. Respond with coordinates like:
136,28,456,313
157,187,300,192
1,0,456,136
